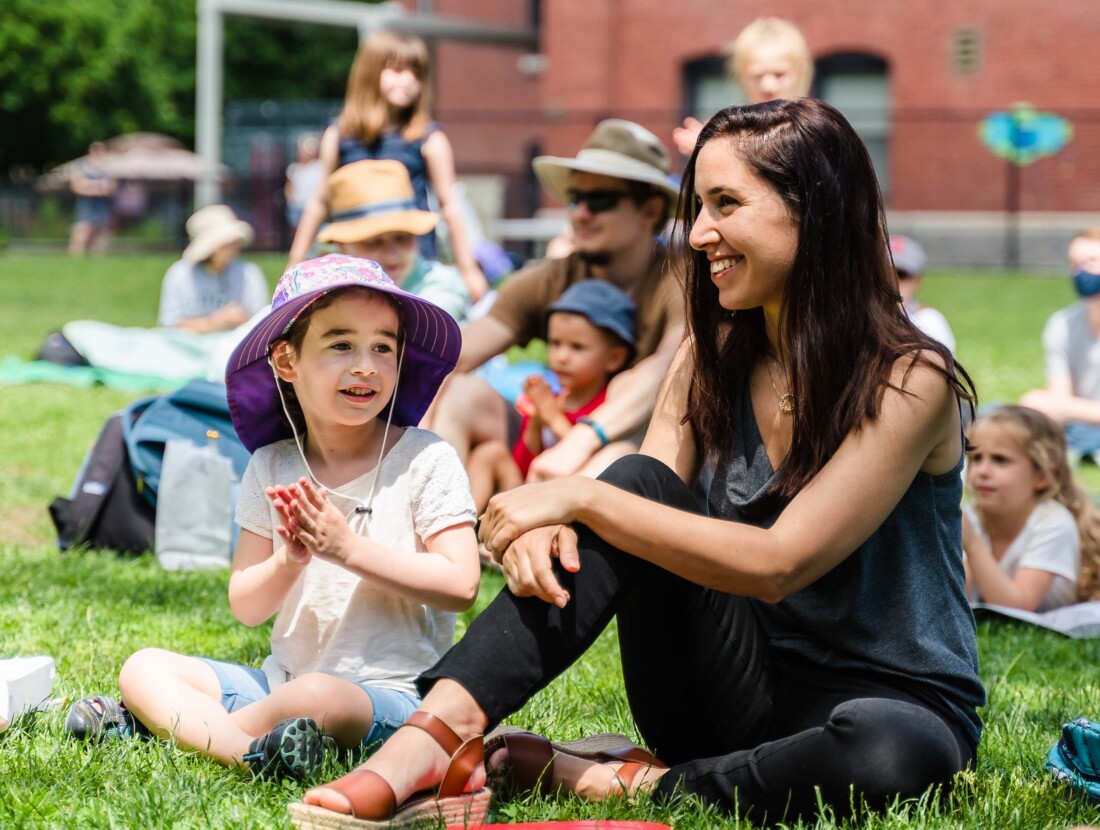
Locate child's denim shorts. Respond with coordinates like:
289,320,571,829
195,657,421,750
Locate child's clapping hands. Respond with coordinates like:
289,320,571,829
517,375,571,437
266,478,356,565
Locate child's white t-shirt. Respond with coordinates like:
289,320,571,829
965,499,1080,612
235,428,477,696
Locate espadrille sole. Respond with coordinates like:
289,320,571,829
287,787,491,829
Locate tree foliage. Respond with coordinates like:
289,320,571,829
0,0,359,173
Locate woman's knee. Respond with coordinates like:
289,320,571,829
829,699,965,803
598,454,698,510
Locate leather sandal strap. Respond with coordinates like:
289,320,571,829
403,711,463,756
611,761,648,797
402,711,484,800
438,736,484,798
501,733,556,796
598,745,668,769
326,768,397,819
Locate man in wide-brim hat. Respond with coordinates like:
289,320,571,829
316,159,470,323
426,119,685,483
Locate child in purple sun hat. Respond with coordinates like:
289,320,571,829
96,253,480,784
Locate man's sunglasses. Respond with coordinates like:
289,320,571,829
566,189,630,214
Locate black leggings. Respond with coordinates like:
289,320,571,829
419,455,975,825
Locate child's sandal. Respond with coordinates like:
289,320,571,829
287,711,491,829
64,695,144,742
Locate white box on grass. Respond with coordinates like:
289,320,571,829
0,655,57,732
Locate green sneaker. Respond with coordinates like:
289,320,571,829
243,717,333,780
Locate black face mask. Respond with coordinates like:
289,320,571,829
1073,270,1100,299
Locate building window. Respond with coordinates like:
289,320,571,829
682,52,891,197
813,53,892,197
683,56,742,128
950,27,982,75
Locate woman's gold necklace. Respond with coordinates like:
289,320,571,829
766,360,794,414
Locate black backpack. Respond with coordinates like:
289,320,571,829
48,405,156,555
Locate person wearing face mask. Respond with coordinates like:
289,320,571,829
1021,228,1100,458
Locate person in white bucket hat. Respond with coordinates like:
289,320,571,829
425,119,686,486
157,204,269,333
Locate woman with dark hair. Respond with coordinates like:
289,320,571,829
290,98,984,829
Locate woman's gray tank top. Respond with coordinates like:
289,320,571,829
707,381,985,747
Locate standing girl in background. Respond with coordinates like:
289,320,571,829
964,405,1100,612
289,30,489,301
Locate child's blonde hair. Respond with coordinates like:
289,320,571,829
971,405,1100,600
338,30,433,146
727,17,814,98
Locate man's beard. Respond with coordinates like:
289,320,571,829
576,250,613,267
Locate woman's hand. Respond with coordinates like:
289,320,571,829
282,478,356,564
497,524,580,608
479,478,586,560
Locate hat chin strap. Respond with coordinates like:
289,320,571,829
269,342,405,523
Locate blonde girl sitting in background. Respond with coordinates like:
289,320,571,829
289,30,488,301
964,405,1100,612
69,255,479,782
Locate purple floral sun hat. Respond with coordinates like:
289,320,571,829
226,254,461,453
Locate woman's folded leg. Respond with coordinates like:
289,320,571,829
418,454,725,727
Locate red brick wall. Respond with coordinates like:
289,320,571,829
432,0,1100,214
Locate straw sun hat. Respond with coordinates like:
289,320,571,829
317,160,438,245
182,204,254,264
532,119,680,216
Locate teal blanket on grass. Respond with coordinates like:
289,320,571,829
0,315,263,392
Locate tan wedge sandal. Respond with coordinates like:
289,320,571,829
484,728,667,800
287,711,491,829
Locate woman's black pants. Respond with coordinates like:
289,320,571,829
419,455,975,825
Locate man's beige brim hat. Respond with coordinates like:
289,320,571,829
533,119,680,216
183,204,254,264
317,159,438,245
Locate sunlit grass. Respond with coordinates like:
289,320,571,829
1,255,1098,827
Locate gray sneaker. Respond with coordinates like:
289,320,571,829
243,717,335,780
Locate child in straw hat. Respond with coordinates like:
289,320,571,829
316,159,470,322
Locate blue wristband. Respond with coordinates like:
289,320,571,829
578,416,609,447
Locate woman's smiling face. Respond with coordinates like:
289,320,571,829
688,137,798,316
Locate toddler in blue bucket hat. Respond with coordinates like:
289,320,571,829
95,254,481,784
467,279,636,515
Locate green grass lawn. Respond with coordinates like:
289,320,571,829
1,254,1099,828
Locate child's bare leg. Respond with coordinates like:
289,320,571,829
468,440,523,514
576,440,637,479
118,648,253,765
231,672,376,749
467,442,500,515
